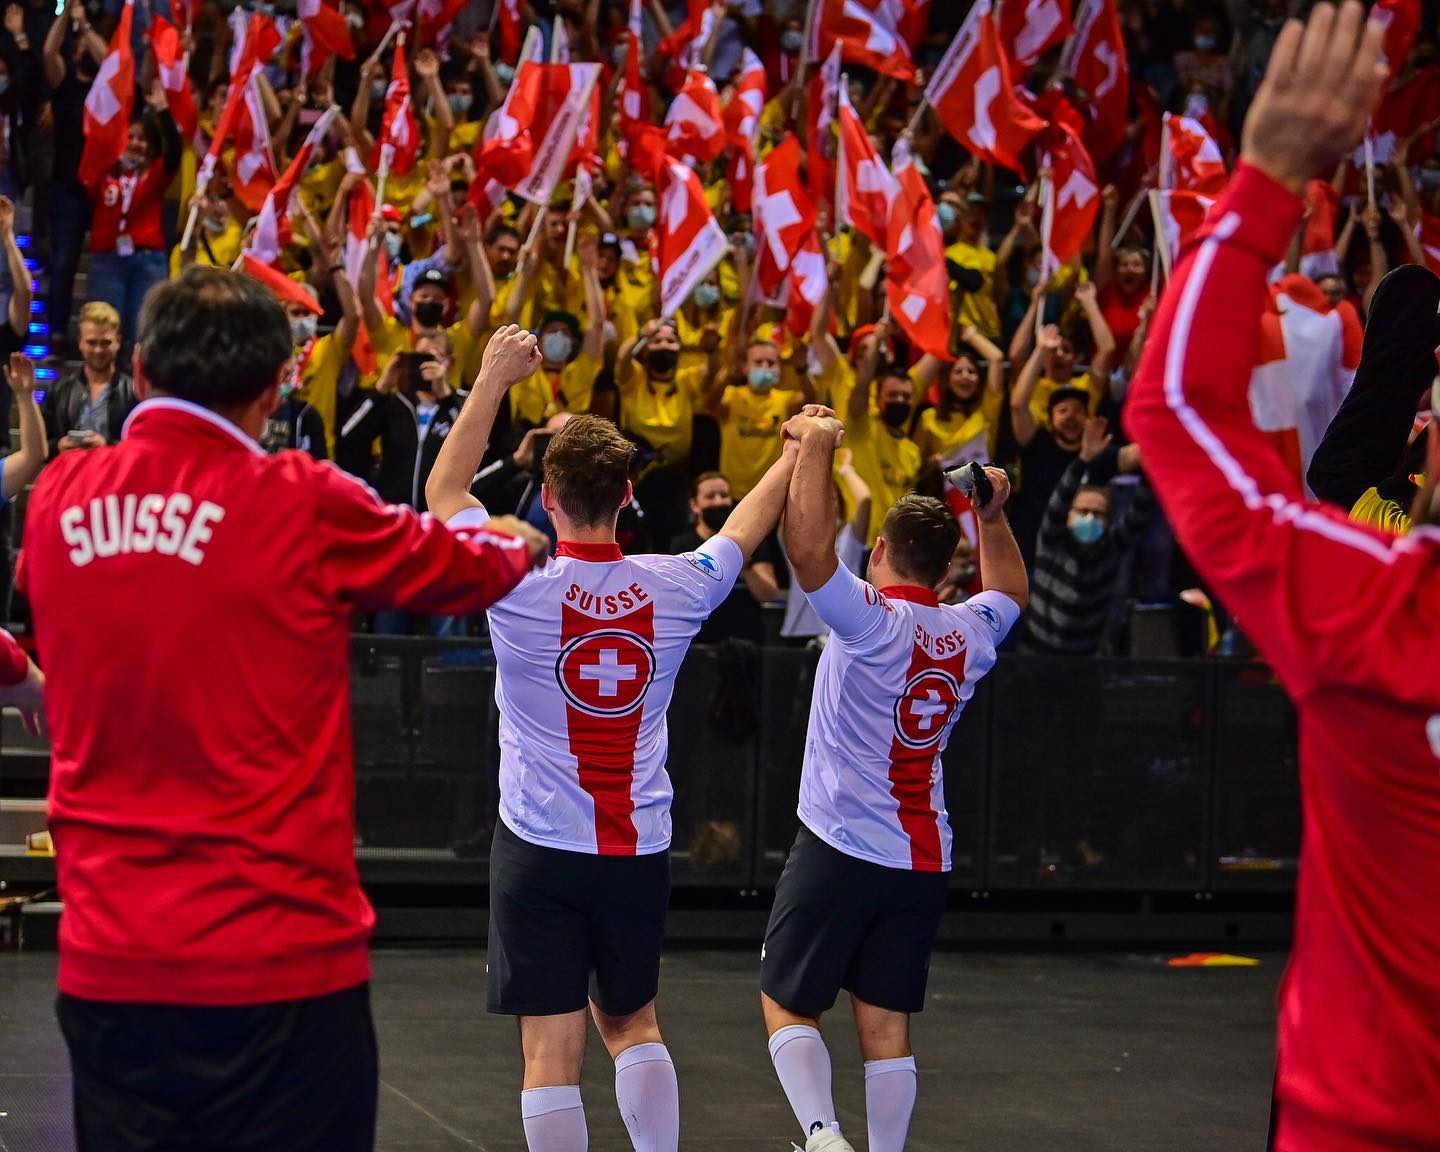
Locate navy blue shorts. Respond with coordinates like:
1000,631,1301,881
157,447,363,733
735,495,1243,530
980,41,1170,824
761,825,948,1016
487,820,671,1017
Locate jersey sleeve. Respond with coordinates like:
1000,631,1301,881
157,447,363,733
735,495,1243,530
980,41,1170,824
0,627,28,686
1125,164,1433,699
960,590,1021,647
807,564,903,648
308,461,531,614
668,533,743,614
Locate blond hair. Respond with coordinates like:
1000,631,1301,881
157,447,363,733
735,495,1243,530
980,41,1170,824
78,301,121,332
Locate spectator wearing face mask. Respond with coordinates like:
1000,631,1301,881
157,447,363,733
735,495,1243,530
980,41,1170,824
83,81,180,347
173,184,244,274
616,182,658,291
670,471,782,646
1174,12,1234,124
939,188,1002,343
705,337,810,498
509,234,607,428
1094,186,1153,362
594,231,639,352
618,318,718,548
675,269,733,376
271,274,360,459
912,328,1007,474
42,301,135,455
1025,418,1156,655
845,319,923,546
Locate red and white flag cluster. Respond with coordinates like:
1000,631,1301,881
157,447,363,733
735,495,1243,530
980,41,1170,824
79,0,135,186
657,156,729,318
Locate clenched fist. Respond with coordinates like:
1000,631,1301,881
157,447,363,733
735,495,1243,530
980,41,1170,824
478,324,542,393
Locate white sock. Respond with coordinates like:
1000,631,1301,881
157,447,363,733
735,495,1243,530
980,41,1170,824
864,1057,917,1152
768,1024,840,1139
522,1084,587,1152
613,1042,679,1152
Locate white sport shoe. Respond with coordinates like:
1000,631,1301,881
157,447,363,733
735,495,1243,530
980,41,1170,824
803,1129,857,1152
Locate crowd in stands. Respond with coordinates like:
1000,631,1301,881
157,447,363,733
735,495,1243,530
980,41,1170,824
6,0,1436,653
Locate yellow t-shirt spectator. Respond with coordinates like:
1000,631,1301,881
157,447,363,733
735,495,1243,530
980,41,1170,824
294,333,351,457
914,391,1005,467
1029,372,1100,429
620,364,708,468
718,384,803,497
370,316,478,395
946,239,1000,343
847,408,922,546
171,218,245,275
512,349,602,427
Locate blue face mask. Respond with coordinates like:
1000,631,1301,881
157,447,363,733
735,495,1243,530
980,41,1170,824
495,62,516,86
749,367,779,390
937,201,958,229
693,282,720,309
541,331,573,363
1193,34,1217,52
1069,514,1105,545
448,93,472,116
628,203,657,231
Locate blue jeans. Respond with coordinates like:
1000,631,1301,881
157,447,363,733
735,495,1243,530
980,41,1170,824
86,248,169,347
49,183,92,351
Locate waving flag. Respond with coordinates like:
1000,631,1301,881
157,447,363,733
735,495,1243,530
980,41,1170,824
344,176,394,374
664,70,726,165
1162,114,1227,194
297,0,355,75
753,134,816,304
723,49,767,147
497,0,523,63
618,0,649,157
1149,189,1215,277
228,8,282,81
657,155,729,318
1039,123,1099,271
924,0,1046,176
658,0,712,69
416,0,468,49
807,41,841,209
808,0,916,83
898,0,930,51
79,0,135,187
836,85,898,248
149,15,197,140
374,33,420,176
246,108,338,267
231,76,278,211
473,60,603,206
1372,0,1421,78
885,144,951,357
240,257,324,314
1068,0,1129,164
1296,180,1341,280
785,231,829,339
998,0,1071,68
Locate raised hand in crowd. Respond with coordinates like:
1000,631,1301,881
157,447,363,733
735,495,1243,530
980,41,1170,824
1080,416,1114,464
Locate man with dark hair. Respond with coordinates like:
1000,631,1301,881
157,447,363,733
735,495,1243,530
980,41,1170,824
426,342,816,1152
18,266,547,1152
762,426,1028,1152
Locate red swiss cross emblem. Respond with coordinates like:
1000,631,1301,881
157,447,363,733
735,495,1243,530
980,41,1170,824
555,630,656,718
892,669,962,750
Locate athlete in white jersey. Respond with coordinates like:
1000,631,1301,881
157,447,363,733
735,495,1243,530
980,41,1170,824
426,326,812,1152
761,419,1029,1152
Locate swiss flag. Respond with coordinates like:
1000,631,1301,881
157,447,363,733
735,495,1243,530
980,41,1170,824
664,70,726,165
657,155,729,318
618,0,649,157
345,177,395,375
1372,0,1421,79
1039,123,1099,270
924,0,1046,176
297,0,355,75
374,33,420,177
885,144,951,357
1068,0,1129,164
1297,180,1340,280
728,139,755,212
199,8,278,190
474,61,603,205
723,48,767,148
1365,64,1440,165
784,231,829,339
807,41,841,210
1163,114,1227,194
150,15,197,141
416,0,468,49
231,76,277,212
753,134,816,304
228,9,282,85
808,0,916,83
898,0,930,52
1150,189,1215,277
1250,274,1363,492
497,0,524,64
836,85,898,249
79,0,135,188
241,256,324,315
246,108,338,267
997,0,1071,68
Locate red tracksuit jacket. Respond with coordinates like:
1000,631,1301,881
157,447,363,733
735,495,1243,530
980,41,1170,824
1128,165,1440,1152
17,398,531,1006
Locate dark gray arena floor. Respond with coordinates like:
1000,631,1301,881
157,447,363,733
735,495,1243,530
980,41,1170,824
0,947,1280,1151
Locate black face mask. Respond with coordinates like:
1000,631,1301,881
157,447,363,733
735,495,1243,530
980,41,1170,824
700,504,732,531
882,401,912,429
413,300,445,328
647,348,680,375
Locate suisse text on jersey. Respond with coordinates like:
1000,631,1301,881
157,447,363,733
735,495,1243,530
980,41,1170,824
60,494,225,568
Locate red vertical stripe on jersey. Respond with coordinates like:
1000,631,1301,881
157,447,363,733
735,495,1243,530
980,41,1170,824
560,601,655,855
885,640,968,872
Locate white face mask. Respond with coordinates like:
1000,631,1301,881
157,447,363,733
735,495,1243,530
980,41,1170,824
290,316,318,344
384,232,403,262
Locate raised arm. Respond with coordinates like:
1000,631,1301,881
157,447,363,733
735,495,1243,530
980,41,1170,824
2,356,46,500
1009,325,1057,449
835,446,872,546
1094,185,1120,291
717,420,819,562
460,205,496,338
426,325,544,522
1074,280,1116,380
780,412,847,591
577,233,607,360
971,465,1028,612
358,216,388,333
1126,2,1406,697
0,198,29,336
